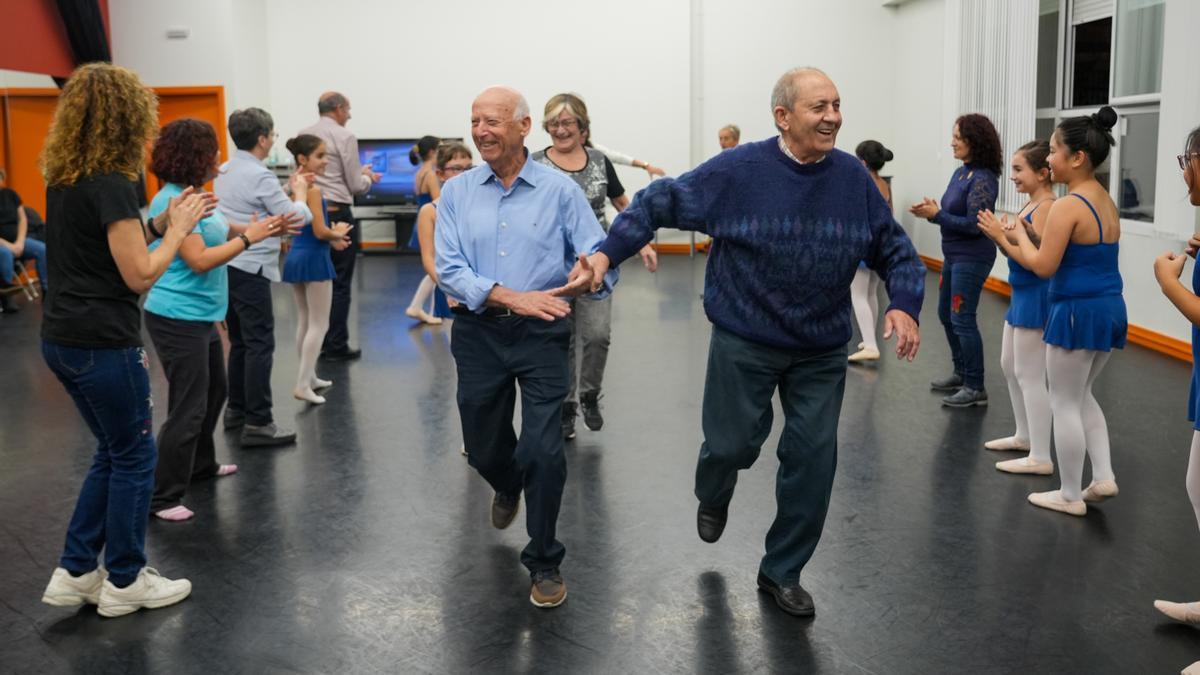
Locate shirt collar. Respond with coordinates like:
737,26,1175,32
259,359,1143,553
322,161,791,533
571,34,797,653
778,135,826,165
234,149,262,164
477,148,537,187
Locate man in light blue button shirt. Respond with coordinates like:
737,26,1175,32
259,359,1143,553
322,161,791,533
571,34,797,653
435,86,615,609
215,107,313,447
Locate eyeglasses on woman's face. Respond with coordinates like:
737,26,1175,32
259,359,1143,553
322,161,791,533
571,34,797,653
1178,152,1200,171
442,163,473,174
546,118,579,131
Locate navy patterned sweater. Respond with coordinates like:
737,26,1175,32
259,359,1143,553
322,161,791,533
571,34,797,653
599,139,926,351
930,163,999,264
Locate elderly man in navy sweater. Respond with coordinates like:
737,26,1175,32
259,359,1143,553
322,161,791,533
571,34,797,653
587,67,926,617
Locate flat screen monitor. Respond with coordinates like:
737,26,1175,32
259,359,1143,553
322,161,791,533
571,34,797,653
355,138,418,206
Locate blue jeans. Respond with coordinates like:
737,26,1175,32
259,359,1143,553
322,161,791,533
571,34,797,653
936,261,991,390
42,341,156,588
0,238,47,290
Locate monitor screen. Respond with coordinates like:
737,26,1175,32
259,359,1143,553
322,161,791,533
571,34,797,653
355,138,418,206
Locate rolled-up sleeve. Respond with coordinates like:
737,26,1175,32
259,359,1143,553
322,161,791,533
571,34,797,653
341,136,374,196
435,181,499,311
561,187,618,298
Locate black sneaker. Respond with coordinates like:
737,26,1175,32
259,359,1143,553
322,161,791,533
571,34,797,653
929,373,964,392
562,402,577,441
697,502,729,543
942,387,988,408
579,392,603,431
491,491,520,529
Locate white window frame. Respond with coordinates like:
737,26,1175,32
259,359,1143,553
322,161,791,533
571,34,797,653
1040,0,1162,234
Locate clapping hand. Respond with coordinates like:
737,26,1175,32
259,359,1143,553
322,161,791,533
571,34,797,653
289,171,315,197
1154,250,1188,287
1186,235,1200,259
909,197,940,220
243,212,285,243
882,309,920,362
329,221,354,250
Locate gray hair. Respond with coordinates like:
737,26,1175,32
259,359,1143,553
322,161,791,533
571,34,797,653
318,92,348,115
511,93,530,121
771,67,829,112
721,124,741,140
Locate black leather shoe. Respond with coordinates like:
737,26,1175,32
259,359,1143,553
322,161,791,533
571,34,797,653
320,347,362,362
240,423,297,448
561,402,577,441
757,571,815,617
491,491,520,529
697,503,729,543
580,392,603,431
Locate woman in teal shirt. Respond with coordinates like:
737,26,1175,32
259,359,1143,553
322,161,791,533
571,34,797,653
144,119,289,522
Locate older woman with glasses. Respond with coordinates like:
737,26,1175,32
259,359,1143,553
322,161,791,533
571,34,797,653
415,141,475,323
531,93,657,441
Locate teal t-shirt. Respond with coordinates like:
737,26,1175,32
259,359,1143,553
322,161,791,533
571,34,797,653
144,183,231,322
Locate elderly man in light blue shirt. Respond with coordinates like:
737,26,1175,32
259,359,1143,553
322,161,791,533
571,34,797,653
215,107,312,448
435,85,614,610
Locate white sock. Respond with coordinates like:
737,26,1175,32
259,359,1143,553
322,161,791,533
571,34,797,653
850,268,879,352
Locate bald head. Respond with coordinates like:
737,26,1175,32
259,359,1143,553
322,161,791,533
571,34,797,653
474,86,530,122
771,68,833,115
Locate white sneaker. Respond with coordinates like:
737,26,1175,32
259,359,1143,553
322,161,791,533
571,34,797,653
1081,479,1119,503
42,567,105,607
996,457,1054,475
97,567,192,618
1155,599,1200,624
984,436,1031,452
1028,490,1086,516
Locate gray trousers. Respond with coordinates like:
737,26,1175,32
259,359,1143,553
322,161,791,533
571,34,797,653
566,295,613,403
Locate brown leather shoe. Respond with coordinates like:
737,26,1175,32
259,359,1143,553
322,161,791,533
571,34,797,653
530,569,567,608
490,491,520,529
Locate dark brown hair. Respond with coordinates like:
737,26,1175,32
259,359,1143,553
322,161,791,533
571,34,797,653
955,113,1003,174
150,118,219,187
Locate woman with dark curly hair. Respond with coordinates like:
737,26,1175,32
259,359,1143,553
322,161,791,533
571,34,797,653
37,64,212,617
143,118,290,522
910,113,1001,408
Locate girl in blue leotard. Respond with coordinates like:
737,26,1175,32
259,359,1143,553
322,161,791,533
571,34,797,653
979,141,1055,476
406,135,444,324
979,106,1125,517
1151,125,1200,641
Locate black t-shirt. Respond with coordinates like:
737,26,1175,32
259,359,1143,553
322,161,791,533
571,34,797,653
41,174,145,349
0,188,21,242
603,157,624,200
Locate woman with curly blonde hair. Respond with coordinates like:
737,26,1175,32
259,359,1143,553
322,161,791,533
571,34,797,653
38,63,210,618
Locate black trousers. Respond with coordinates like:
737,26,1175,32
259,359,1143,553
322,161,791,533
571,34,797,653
451,313,570,574
226,266,275,426
322,201,358,354
145,312,226,511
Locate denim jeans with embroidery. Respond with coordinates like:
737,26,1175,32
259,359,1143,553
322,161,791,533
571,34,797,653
936,261,991,390
42,341,156,587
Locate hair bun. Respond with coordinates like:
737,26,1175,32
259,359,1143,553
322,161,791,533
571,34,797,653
1093,106,1118,132
883,148,894,162
285,137,299,155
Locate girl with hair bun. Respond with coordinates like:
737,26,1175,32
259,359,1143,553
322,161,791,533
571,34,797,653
978,106,1125,517
406,135,444,324
282,134,354,404
848,140,894,363
978,140,1056,476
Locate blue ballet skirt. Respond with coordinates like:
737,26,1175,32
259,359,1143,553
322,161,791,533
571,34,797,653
407,192,434,249
1042,194,1127,352
283,199,336,283
1188,261,1200,430
1005,258,1050,329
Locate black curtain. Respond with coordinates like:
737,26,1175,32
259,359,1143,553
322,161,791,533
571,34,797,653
52,0,111,87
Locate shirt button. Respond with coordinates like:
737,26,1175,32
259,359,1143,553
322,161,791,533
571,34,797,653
500,222,507,229
500,251,507,257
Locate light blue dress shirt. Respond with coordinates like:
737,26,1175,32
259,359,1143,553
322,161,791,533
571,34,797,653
435,155,617,313
214,150,312,282
144,183,231,322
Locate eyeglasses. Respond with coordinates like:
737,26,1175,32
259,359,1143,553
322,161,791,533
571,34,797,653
1179,153,1200,171
442,164,474,174
546,119,579,131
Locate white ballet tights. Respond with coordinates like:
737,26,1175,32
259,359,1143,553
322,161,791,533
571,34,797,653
999,323,1052,464
1187,431,1200,531
1046,345,1115,502
293,281,333,398
850,267,882,352
409,276,436,313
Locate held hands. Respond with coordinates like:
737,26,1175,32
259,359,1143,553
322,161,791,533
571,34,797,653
643,163,666,178
882,309,920,362
587,252,611,293
638,245,658,272
551,254,596,298
1154,250,1188,287
909,197,940,220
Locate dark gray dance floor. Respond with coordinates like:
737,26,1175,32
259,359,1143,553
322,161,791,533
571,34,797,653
2,254,1199,674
